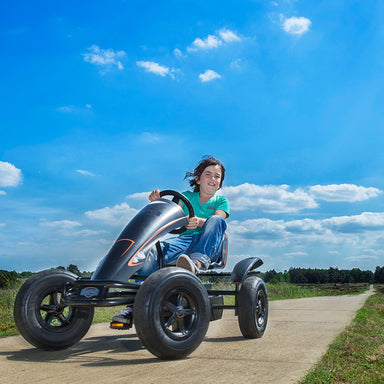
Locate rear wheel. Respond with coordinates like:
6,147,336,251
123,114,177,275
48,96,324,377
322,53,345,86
238,276,268,338
14,269,94,350
134,268,210,359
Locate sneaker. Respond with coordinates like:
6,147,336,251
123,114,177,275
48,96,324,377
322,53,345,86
176,254,198,274
110,306,133,329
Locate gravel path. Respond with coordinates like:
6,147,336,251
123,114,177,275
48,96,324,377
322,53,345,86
0,288,373,384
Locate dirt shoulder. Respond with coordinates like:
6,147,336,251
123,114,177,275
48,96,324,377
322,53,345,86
0,288,373,384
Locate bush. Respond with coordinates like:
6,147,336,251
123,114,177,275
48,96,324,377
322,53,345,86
0,270,18,288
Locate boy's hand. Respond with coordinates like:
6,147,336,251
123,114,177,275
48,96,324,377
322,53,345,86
186,216,200,229
148,189,161,201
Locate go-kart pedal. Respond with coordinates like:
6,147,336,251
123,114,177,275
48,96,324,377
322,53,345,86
110,307,133,330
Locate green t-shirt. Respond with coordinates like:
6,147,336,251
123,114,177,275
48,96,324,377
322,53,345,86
180,190,230,235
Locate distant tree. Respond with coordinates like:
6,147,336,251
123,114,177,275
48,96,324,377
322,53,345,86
318,269,329,284
269,271,290,283
328,267,339,283
374,266,384,283
338,269,349,284
264,269,278,282
20,271,34,278
350,268,363,283
289,268,308,284
361,270,374,283
67,264,81,276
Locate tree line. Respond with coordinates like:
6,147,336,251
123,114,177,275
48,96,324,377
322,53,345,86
0,264,92,288
262,266,384,284
1,264,384,288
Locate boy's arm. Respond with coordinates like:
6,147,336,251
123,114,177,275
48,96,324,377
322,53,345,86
214,209,228,219
186,209,227,229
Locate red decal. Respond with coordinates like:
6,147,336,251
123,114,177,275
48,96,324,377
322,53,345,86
116,238,135,258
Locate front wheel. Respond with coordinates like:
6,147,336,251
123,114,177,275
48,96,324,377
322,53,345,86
14,269,94,350
134,268,210,359
238,276,268,338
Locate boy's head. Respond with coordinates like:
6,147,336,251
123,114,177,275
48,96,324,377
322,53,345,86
185,156,226,192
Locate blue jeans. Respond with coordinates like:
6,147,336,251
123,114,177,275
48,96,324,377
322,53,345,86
139,215,227,275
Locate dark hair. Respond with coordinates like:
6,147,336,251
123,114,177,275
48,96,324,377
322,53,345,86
185,156,226,192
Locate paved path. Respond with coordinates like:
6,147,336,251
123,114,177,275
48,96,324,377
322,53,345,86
0,288,373,384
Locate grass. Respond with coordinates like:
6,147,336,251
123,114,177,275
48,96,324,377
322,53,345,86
267,282,369,300
299,285,384,384
205,281,370,305
0,281,22,337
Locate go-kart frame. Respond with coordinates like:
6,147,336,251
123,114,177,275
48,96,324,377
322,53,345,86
14,190,268,360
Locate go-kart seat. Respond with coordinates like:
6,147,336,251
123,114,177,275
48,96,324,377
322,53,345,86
156,233,228,270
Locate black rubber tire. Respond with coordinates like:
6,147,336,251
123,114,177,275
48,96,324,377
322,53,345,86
238,276,268,339
14,269,94,350
134,267,210,360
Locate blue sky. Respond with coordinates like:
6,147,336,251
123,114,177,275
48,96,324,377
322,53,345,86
1,0,384,273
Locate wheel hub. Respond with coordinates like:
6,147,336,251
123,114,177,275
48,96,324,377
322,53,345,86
176,306,185,318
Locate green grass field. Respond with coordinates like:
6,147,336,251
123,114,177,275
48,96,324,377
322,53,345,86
299,285,384,384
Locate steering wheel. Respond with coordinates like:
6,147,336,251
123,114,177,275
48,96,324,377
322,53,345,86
159,190,195,234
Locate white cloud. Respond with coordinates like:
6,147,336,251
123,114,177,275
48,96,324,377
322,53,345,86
230,59,243,70
222,183,382,213
285,218,323,233
199,69,221,82
173,48,187,58
188,35,222,51
187,28,241,52
140,132,163,143
76,169,95,177
228,218,286,240
281,16,311,35
363,248,384,257
218,28,241,43
57,106,74,113
227,212,384,247
344,255,380,262
85,202,138,226
309,184,382,202
126,191,150,200
222,183,318,213
323,212,384,233
57,105,94,114
38,220,107,239
284,251,308,257
0,161,22,188
83,45,126,70
40,220,82,230
137,61,175,78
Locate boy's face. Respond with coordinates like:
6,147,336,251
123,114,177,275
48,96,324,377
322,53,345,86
195,164,222,195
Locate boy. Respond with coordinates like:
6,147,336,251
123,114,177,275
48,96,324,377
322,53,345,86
146,155,230,273
111,156,230,325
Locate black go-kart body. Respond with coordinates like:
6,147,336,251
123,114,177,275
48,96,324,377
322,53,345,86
14,190,268,360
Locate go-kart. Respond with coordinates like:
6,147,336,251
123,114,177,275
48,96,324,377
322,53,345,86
14,190,268,360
